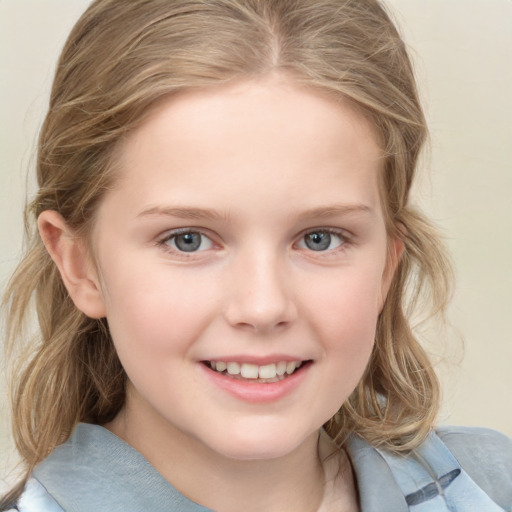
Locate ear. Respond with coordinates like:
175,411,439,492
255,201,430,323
38,210,106,319
379,234,405,312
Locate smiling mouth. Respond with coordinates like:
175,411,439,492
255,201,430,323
202,360,311,383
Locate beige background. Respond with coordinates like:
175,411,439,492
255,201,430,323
1,0,511,490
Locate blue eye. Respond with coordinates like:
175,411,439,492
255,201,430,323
299,230,345,252
163,231,213,252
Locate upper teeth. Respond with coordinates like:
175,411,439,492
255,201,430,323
210,361,302,379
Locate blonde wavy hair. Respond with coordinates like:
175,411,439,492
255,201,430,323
2,0,452,504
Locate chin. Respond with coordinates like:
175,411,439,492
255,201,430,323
200,419,318,461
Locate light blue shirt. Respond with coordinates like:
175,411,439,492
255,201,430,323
9,423,512,511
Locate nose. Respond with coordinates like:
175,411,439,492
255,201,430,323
224,250,298,334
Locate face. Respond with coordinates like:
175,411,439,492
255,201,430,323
90,77,396,461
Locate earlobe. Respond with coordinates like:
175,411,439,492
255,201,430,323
37,210,106,319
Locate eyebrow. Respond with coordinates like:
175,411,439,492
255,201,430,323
297,204,374,220
137,203,373,221
137,206,230,221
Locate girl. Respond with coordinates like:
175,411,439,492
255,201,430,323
2,1,511,511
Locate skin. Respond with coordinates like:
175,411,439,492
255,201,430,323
39,75,402,512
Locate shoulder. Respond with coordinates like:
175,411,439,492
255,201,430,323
436,425,512,474
346,427,512,512
13,479,64,512
20,423,212,512
436,425,512,508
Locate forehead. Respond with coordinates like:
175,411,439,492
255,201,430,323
108,76,385,219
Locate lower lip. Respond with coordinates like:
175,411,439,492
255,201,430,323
200,363,311,404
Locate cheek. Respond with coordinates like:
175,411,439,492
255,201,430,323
301,265,384,384
304,265,385,334
98,258,221,357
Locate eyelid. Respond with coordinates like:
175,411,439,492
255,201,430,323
294,227,353,252
154,226,353,255
156,227,219,254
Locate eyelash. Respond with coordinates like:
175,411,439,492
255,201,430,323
297,227,351,254
156,228,216,255
156,227,352,256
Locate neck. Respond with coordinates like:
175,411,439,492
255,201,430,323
106,402,327,512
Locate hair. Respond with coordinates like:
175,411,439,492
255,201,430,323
2,0,452,505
